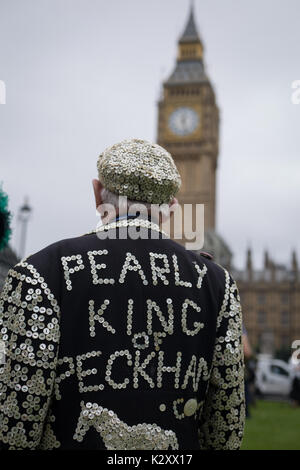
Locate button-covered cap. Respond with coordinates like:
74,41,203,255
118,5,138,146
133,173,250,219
97,138,181,205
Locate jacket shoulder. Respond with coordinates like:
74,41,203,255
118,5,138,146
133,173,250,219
22,233,95,264
13,234,95,290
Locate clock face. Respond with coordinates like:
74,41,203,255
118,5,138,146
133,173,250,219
168,107,199,136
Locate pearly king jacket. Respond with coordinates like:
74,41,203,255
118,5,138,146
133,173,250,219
0,217,245,450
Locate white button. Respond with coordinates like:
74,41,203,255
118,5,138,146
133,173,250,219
184,398,197,417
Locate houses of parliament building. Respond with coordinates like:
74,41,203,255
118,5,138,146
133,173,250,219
157,4,300,354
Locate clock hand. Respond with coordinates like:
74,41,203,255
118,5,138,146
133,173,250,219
180,115,187,129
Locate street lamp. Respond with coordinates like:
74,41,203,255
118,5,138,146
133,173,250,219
18,196,32,259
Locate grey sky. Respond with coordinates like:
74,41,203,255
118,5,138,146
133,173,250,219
0,0,299,270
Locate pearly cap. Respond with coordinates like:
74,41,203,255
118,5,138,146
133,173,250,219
97,138,181,205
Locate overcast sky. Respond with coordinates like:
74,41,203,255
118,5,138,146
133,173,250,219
0,0,299,270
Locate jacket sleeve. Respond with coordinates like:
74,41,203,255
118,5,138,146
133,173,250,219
0,260,60,449
198,270,245,449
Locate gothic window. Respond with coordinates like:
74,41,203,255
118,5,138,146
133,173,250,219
280,310,289,325
258,310,266,324
257,294,265,305
280,335,290,348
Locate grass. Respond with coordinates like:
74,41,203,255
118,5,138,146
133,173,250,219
241,400,300,450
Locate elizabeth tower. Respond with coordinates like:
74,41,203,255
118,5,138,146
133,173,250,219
157,5,219,235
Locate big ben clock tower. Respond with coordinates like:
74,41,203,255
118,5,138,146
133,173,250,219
157,4,231,266
157,4,219,233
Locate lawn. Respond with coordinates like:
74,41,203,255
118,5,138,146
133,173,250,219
241,400,300,450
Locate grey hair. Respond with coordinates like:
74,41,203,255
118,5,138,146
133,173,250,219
100,188,171,218
100,188,152,210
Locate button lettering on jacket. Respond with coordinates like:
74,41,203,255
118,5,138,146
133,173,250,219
60,250,208,290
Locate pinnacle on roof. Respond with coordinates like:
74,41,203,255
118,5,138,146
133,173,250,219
179,3,200,43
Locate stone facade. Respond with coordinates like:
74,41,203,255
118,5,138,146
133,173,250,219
233,250,300,351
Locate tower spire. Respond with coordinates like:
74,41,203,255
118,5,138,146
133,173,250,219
176,2,203,63
264,249,270,269
246,248,253,281
179,1,200,44
292,250,298,271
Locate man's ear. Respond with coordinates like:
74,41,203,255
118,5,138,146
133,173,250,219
92,179,104,209
169,197,179,212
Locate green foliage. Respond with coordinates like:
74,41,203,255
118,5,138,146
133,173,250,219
0,185,11,250
241,400,300,450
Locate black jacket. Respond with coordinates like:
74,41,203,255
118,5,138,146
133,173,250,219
0,217,245,450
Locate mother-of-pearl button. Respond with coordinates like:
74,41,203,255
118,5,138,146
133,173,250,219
184,398,197,417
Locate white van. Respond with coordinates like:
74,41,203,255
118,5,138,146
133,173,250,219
255,357,292,397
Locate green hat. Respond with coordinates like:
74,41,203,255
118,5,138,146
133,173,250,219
0,185,11,251
97,138,181,205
